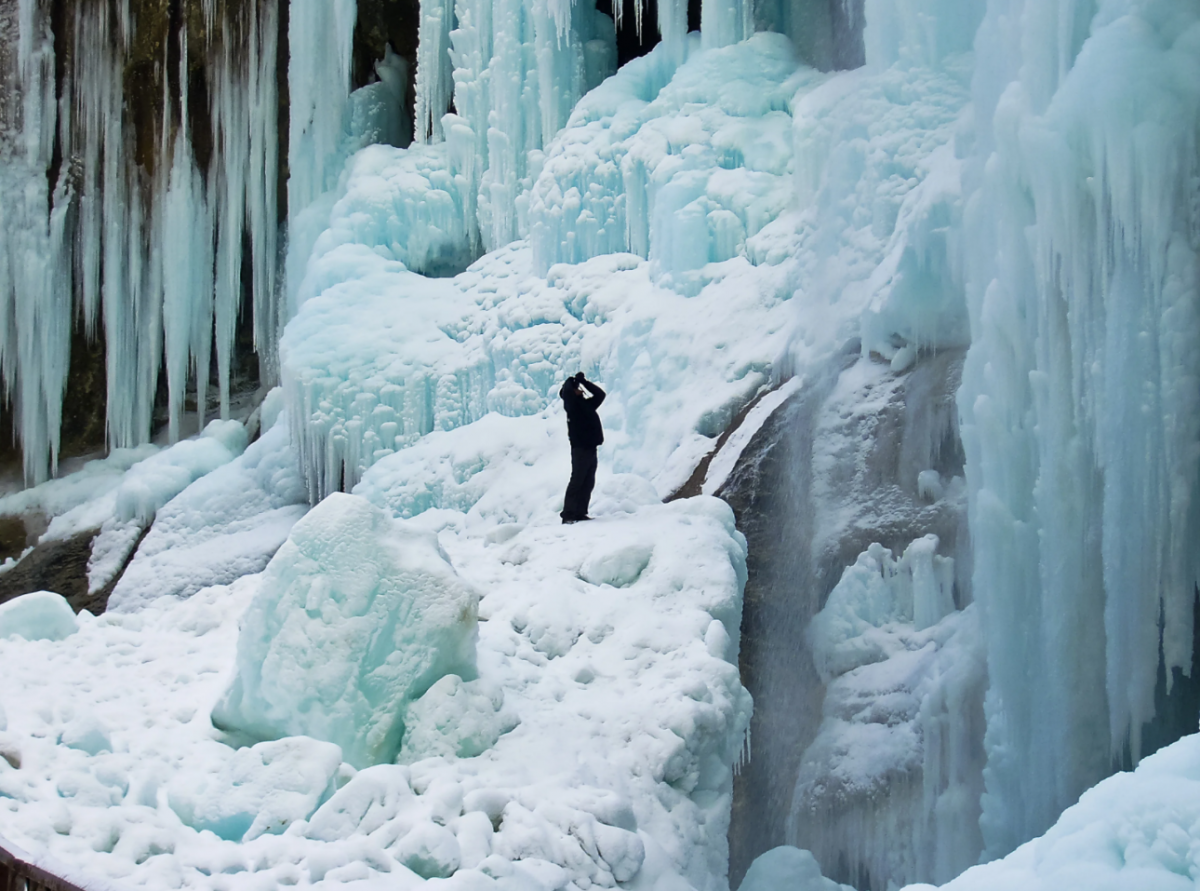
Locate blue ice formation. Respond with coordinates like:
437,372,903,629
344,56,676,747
211,493,479,768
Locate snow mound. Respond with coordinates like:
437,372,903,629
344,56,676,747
112,420,248,525
166,736,343,842
211,492,479,769
0,591,78,642
397,675,517,764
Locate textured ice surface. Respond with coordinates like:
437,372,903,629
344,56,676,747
795,538,986,888
212,493,478,769
0,591,78,642
528,33,818,289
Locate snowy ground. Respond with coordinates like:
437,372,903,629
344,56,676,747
0,449,750,890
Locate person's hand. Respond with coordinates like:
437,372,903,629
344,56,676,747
574,371,586,383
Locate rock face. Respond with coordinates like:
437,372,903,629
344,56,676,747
212,493,479,769
0,528,137,616
722,344,978,889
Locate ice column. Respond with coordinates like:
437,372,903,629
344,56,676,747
416,0,456,143
959,0,1200,859
700,0,753,49
287,0,357,209
863,0,986,69
0,0,72,484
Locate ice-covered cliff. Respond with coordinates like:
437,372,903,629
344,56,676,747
0,0,1198,890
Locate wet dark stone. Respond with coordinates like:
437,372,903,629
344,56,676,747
0,517,26,564
0,525,147,616
353,0,419,146
59,319,108,462
722,345,971,888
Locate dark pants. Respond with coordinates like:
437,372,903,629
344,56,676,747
562,446,598,521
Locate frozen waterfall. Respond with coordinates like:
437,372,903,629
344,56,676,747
959,0,1200,859
0,0,1198,889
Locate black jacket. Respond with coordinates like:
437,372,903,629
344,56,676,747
560,378,605,448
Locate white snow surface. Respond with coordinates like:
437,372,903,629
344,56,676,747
107,413,308,611
0,491,750,891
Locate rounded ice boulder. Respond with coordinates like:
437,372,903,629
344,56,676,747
737,846,852,891
212,493,478,768
0,591,78,641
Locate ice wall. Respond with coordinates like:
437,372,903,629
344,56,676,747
958,0,1200,860
0,0,280,482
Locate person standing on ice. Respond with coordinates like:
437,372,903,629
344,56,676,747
560,372,605,524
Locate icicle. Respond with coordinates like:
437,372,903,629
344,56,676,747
415,0,456,142
734,723,751,776
248,0,281,383
0,0,72,483
288,0,357,209
700,0,747,49
658,0,689,65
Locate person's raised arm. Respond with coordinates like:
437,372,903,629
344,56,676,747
581,378,605,407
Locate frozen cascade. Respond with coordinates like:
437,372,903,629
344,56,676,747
958,0,1200,859
527,33,815,284
0,0,281,483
